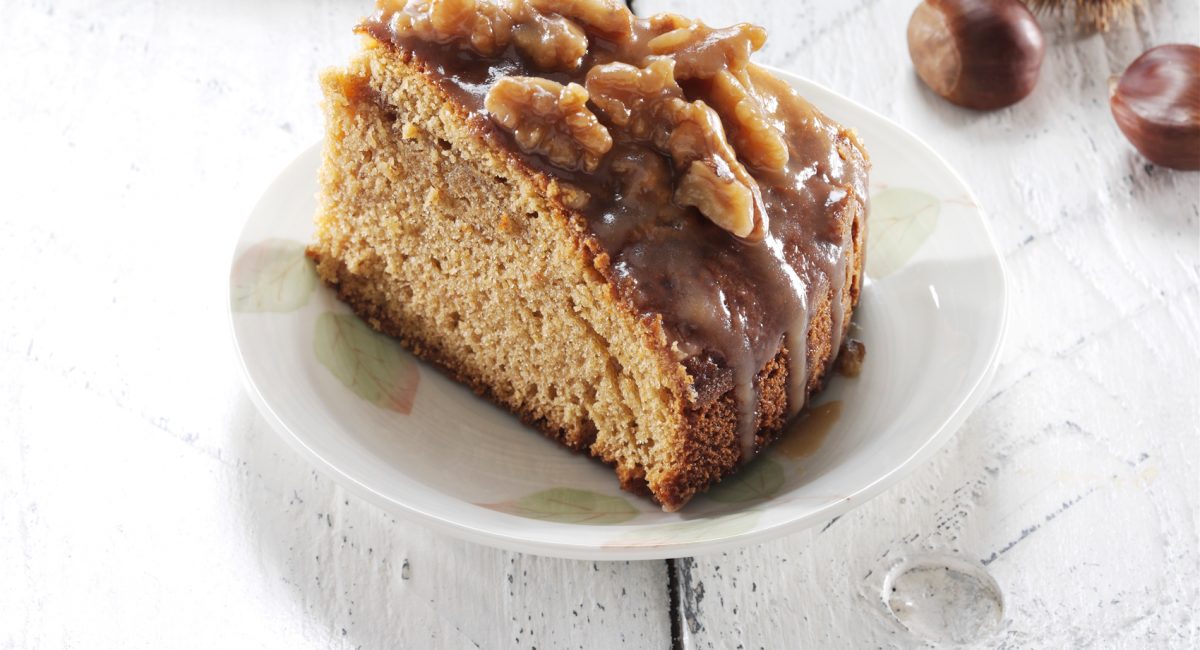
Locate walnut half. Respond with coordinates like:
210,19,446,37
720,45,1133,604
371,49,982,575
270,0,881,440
512,12,588,72
706,69,789,172
675,160,760,239
587,59,767,240
529,0,633,38
386,0,520,55
584,58,683,140
646,21,766,80
664,98,767,240
485,76,613,172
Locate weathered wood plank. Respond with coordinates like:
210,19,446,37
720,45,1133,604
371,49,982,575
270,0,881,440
0,1,671,647
638,0,1200,647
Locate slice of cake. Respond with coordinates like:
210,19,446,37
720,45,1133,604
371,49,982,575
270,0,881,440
309,0,869,511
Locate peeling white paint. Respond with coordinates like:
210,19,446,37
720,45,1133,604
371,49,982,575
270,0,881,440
641,0,1200,647
1,0,1196,648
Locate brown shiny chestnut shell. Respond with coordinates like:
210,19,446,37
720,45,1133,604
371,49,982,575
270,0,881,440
908,0,1046,110
1110,44,1200,171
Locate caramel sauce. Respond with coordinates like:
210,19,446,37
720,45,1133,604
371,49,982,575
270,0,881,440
776,400,842,460
362,2,869,463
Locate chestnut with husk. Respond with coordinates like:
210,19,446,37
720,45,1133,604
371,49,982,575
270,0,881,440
1110,44,1200,171
908,0,1046,110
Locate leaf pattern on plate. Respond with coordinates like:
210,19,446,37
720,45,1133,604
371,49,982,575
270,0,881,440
314,312,420,413
482,488,639,524
706,458,785,503
866,188,941,278
231,238,317,312
605,511,761,548
776,400,842,460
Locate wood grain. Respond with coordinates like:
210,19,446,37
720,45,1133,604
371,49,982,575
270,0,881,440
0,1,671,647
638,0,1200,647
1,0,1196,647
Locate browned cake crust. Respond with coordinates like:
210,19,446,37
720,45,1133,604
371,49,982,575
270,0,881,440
311,31,865,510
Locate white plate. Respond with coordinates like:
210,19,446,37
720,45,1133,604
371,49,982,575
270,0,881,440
229,67,1007,560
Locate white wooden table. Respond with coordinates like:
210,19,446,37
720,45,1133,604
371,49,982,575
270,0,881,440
2,0,1196,647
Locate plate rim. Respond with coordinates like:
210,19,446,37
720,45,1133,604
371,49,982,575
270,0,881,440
228,66,1009,560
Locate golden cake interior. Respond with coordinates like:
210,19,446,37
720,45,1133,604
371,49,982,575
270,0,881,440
310,0,868,511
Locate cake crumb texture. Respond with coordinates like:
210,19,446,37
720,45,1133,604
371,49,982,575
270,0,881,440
310,43,864,510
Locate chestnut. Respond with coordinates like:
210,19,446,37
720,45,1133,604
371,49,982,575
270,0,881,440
1110,44,1200,171
907,0,1046,110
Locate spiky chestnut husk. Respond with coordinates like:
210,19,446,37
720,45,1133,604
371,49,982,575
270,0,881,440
1023,0,1141,32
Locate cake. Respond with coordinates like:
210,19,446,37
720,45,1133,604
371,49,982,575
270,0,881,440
309,0,869,511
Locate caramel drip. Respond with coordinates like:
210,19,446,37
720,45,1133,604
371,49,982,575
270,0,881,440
363,2,868,463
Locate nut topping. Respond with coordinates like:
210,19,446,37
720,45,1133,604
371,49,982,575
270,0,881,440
587,59,766,240
584,58,683,140
485,77,613,172
663,98,766,240
706,69,789,172
675,160,758,240
512,13,588,71
530,0,634,38
380,2,784,239
387,0,520,55
647,22,766,79
647,12,695,35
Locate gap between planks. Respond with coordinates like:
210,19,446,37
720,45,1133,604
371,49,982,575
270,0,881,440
666,558,683,650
